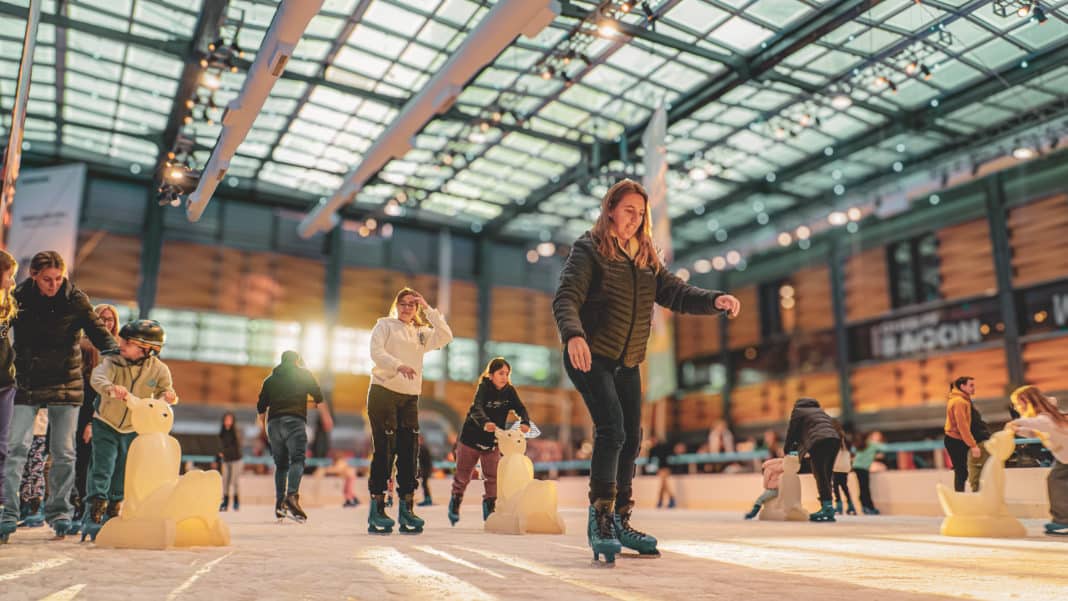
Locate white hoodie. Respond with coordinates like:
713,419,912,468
369,307,453,395
1012,413,1068,464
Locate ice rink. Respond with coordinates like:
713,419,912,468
1,505,1066,601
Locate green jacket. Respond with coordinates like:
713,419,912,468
90,354,177,433
553,231,725,367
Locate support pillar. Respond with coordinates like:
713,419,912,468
829,237,855,428
985,173,1025,390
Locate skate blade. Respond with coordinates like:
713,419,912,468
589,559,616,568
398,527,423,535
618,551,661,558
367,527,393,535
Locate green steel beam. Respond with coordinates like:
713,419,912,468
984,173,1025,390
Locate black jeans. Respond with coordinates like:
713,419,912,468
808,437,840,504
564,353,642,506
944,434,970,492
367,385,420,496
832,472,853,505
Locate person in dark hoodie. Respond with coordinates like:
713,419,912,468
784,398,841,522
257,350,334,523
447,357,530,526
1,251,117,540
553,179,740,563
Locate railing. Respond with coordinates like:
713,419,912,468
182,437,1045,472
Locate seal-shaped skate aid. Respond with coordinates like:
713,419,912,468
484,428,565,535
93,395,231,549
759,455,808,521
936,429,1026,538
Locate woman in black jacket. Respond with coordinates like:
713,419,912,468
784,398,841,522
553,179,740,563
218,412,243,511
447,357,530,526
0,251,117,539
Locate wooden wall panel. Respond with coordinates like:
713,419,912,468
845,247,891,322
73,231,142,303
727,285,760,348
339,267,396,328
675,312,720,361
851,348,1008,413
490,286,556,346
157,241,219,310
793,265,833,332
1023,337,1068,394
729,372,841,425
332,373,371,413
1009,194,1068,286
273,256,325,322
675,391,723,432
937,218,997,300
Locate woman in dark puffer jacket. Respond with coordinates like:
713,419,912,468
553,179,740,564
1,251,117,539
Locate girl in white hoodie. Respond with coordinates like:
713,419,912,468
366,287,452,534
1008,385,1068,536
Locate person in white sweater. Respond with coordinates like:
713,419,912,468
1008,385,1068,536
366,287,452,534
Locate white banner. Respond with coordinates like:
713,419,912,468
642,104,677,402
7,163,86,280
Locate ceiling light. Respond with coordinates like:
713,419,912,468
712,257,727,271
920,64,932,80
694,259,711,274
537,241,556,257
598,21,618,37
847,207,862,221
689,167,708,181
795,225,811,240
905,61,918,75
777,232,792,246
201,72,221,90
831,93,853,110
828,211,848,226
1013,146,1036,160
1018,2,1034,17
526,250,539,264
1034,6,1048,22
726,251,741,265
676,268,690,282
799,113,812,127
641,1,655,20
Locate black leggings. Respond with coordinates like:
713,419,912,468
944,435,970,493
809,438,840,504
832,472,853,506
367,385,420,496
855,468,875,509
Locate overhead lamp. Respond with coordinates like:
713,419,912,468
920,64,932,80
201,72,221,90
847,207,862,221
711,256,727,271
1034,5,1048,22
676,268,690,282
562,49,575,65
905,61,918,75
831,93,853,110
694,259,712,274
777,232,792,246
774,127,786,140
1018,1,1034,17
888,79,898,93
689,166,708,181
537,241,556,257
795,225,811,240
799,113,812,127
828,211,848,226
540,64,555,80
526,250,539,264
598,20,619,37
726,250,741,265
874,75,888,89
621,0,636,13
168,167,185,182
1013,146,1036,160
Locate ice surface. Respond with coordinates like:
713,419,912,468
1,506,1065,600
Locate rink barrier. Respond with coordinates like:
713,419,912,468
180,437,1043,471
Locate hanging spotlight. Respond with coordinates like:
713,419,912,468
598,20,618,37
1012,146,1036,160
641,1,655,20
689,166,708,181
847,207,862,221
621,0,636,13
201,72,222,90
777,232,792,246
905,61,918,76
828,211,848,226
1034,5,1048,22
799,113,812,127
920,64,932,80
874,75,888,89
1018,1,1034,17
831,93,853,110
540,64,555,80
888,80,898,93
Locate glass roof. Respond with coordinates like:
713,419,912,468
2,0,1067,256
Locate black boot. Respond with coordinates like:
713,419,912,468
274,499,285,521
447,494,462,526
232,495,240,511
482,497,496,521
283,493,307,523
220,495,229,512
106,500,122,519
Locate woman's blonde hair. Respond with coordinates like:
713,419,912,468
589,178,661,270
0,249,18,324
1011,385,1068,427
389,287,429,327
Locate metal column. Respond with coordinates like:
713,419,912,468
475,237,493,369
829,237,855,427
434,228,452,400
985,173,1025,389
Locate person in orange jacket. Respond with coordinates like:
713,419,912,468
943,376,991,492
